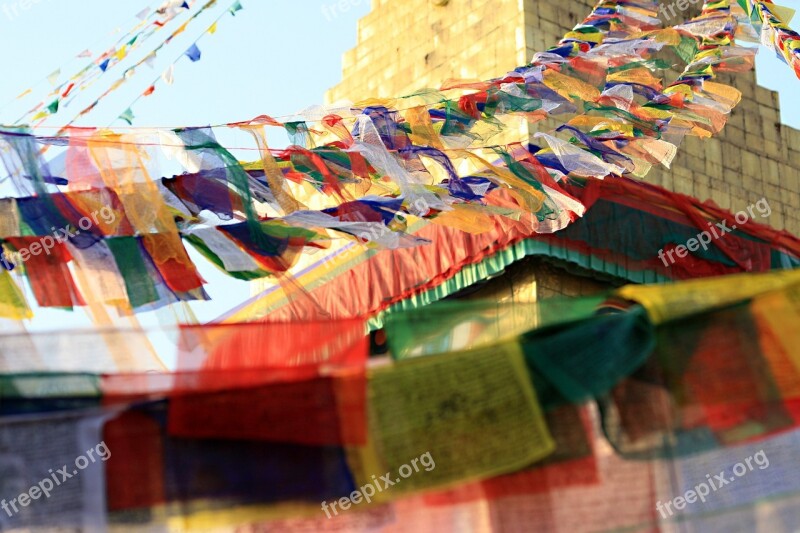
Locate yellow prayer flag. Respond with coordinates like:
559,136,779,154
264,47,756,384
770,3,795,25
352,341,554,499
542,69,601,102
751,282,800,374
0,270,32,320
617,269,800,324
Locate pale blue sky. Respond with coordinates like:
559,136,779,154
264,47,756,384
0,0,797,333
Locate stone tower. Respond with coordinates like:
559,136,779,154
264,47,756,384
320,0,800,300
326,0,799,234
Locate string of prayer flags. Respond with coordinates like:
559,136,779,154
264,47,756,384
2,271,800,529
0,0,792,318
36,0,237,133
743,0,800,78
14,1,196,126
223,173,799,327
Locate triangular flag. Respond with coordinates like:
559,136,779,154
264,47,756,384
0,270,32,320
46,99,59,114
772,4,795,24
99,58,110,72
15,88,32,99
143,85,156,97
229,1,243,16
114,45,128,61
184,43,201,62
119,107,135,125
181,1,189,8
135,7,149,20
47,69,60,86
207,22,218,34
172,20,189,40
77,49,92,58
143,52,157,69
162,64,175,85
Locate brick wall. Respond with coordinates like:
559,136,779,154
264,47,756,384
326,0,529,102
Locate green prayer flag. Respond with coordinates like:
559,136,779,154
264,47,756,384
118,107,135,125
106,237,159,308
